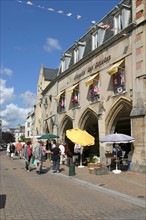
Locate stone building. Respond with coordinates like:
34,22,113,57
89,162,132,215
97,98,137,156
34,0,146,172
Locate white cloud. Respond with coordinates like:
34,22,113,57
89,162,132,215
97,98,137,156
20,91,36,107
43,37,62,52
1,104,31,130
0,79,36,130
0,79,15,105
0,66,13,76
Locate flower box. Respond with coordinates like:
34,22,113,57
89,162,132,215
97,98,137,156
87,163,102,169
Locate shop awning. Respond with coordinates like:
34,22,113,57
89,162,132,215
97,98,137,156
85,73,99,87
54,91,65,100
67,83,79,94
107,59,124,75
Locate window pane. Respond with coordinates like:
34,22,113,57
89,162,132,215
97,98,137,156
113,67,126,94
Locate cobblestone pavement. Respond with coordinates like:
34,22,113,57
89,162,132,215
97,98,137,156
0,152,146,220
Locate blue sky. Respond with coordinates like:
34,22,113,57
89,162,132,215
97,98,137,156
1,0,120,130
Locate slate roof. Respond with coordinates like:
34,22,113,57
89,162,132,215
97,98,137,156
58,0,132,75
43,68,59,81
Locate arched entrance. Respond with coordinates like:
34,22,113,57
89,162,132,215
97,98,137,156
79,108,99,156
59,115,73,143
106,97,132,134
106,97,132,152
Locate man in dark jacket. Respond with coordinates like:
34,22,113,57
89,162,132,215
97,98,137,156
51,141,61,173
9,142,15,159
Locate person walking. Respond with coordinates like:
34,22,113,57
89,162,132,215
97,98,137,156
51,142,61,173
23,141,32,171
6,143,10,156
59,142,65,165
9,142,15,159
15,140,23,159
33,140,43,175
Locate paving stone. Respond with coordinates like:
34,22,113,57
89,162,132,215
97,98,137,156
0,152,146,220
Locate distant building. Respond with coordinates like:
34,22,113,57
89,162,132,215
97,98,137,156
25,110,35,139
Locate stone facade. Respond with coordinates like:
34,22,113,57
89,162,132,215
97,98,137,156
33,0,146,173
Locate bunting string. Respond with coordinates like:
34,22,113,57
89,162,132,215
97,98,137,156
16,0,111,28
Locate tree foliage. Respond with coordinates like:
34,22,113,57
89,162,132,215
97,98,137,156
2,132,15,143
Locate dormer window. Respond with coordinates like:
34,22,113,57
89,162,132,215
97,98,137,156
97,28,106,46
61,53,71,72
92,31,98,50
121,7,131,29
92,28,105,50
74,42,86,64
114,12,121,34
114,5,131,35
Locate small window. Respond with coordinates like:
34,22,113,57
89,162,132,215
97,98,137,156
92,31,98,50
121,8,131,29
89,76,100,102
113,65,126,95
97,28,106,46
74,42,86,64
58,94,65,113
71,87,80,108
74,48,79,63
61,53,71,72
114,13,122,34
92,29,105,50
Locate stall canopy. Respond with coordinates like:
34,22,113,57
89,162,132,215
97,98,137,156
107,59,124,75
67,83,79,94
85,73,99,87
54,91,65,100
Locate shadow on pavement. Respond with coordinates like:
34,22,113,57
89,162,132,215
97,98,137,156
0,194,6,209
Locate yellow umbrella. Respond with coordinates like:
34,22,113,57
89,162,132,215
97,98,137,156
66,128,95,146
66,128,95,168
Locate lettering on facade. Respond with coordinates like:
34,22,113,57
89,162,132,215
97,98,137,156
74,71,85,80
74,55,111,80
95,55,111,68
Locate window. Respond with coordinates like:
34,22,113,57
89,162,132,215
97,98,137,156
27,122,30,127
97,28,106,46
114,6,131,35
114,13,121,34
68,84,80,108
107,60,126,95
74,42,86,64
58,93,65,113
121,8,131,29
61,53,71,72
54,91,65,113
92,31,98,50
74,48,79,63
85,73,100,102
71,89,80,108
113,66,126,95
92,28,105,50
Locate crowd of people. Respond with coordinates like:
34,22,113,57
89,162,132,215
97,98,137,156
6,139,84,175
6,140,132,173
